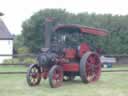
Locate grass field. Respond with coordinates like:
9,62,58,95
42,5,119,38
0,65,27,72
0,66,128,96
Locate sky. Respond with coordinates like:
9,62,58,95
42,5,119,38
0,0,128,35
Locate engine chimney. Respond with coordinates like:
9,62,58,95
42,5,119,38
44,17,54,48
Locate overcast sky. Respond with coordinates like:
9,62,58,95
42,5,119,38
0,0,128,35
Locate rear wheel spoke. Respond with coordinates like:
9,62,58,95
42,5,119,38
80,52,101,83
49,65,63,88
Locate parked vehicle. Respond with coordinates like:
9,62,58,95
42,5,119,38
100,56,116,68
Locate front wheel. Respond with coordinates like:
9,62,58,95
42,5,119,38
80,51,101,83
26,64,41,86
48,65,63,88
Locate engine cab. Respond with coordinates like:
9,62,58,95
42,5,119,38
50,25,97,61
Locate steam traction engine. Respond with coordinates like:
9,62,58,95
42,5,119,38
26,24,107,88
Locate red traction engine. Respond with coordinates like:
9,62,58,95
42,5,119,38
26,24,108,88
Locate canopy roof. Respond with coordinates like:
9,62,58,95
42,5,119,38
54,24,108,36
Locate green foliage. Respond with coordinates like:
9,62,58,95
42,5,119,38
14,35,24,50
3,57,37,64
23,57,37,64
22,9,74,52
21,9,128,54
3,58,20,64
17,47,30,54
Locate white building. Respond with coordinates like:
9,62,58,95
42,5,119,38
0,16,13,63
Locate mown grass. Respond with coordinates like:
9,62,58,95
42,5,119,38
0,65,27,72
0,65,128,96
0,73,128,96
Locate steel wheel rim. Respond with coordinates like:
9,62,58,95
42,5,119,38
86,53,101,82
52,67,63,87
28,66,40,85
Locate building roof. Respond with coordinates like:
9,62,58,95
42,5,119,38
0,12,4,16
0,18,13,40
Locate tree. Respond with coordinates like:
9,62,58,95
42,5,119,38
13,35,25,51
21,8,128,54
22,9,76,53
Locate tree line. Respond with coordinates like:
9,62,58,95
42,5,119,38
14,9,128,54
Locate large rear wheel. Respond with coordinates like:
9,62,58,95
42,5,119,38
49,65,63,88
26,64,41,86
80,51,101,83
